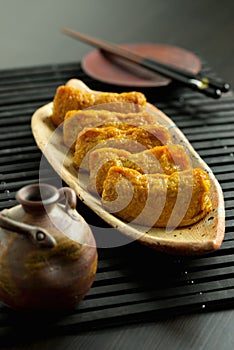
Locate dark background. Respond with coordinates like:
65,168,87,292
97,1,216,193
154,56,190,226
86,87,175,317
1,0,234,87
0,1,234,349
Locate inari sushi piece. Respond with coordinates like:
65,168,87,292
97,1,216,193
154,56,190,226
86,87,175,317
63,109,157,149
51,85,147,126
102,167,212,228
88,144,191,195
73,124,171,171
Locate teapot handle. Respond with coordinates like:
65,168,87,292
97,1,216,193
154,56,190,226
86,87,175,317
0,210,56,248
58,187,77,212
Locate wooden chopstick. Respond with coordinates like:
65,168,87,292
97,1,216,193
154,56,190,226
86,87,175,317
141,57,230,93
62,27,230,98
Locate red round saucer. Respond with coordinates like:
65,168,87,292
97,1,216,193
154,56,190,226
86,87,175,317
81,43,201,87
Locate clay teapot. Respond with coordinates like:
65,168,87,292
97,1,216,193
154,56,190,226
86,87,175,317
0,183,97,312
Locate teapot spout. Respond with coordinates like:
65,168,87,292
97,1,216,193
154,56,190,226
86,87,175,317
0,210,56,248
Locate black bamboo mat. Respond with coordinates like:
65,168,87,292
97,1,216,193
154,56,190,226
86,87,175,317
0,62,234,333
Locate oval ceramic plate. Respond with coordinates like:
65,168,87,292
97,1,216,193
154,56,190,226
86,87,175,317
82,43,202,87
31,79,225,255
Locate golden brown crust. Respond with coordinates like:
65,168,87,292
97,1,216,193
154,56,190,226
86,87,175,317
51,86,95,126
88,144,191,195
73,124,171,171
63,109,157,149
51,86,147,127
49,82,214,233
102,167,212,228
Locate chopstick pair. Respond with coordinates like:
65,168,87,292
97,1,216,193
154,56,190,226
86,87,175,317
62,27,230,99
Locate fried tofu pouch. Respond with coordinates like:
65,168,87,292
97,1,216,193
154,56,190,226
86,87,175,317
51,85,147,126
88,144,191,195
101,167,212,228
73,124,171,171
63,109,157,149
